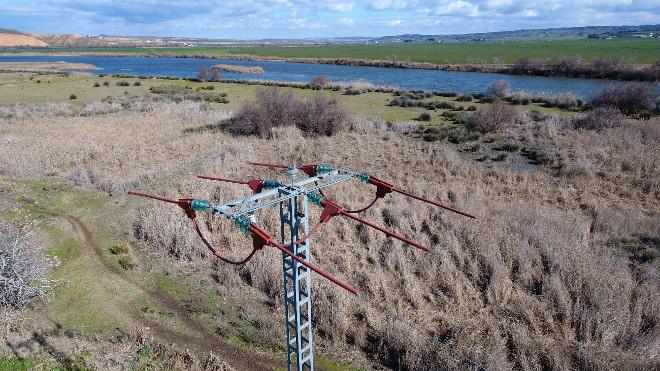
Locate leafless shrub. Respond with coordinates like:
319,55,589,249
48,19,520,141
590,82,658,115
0,227,61,317
300,95,347,135
309,75,331,90
0,102,75,123
229,87,347,137
468,99,518,133
487,79,510,98
573,106,624,131
547,91,581,109
350,116,388,133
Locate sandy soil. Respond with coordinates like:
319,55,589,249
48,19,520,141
0,33,48,47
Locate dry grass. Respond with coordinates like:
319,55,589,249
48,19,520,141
1,92,659,369
211,64,264,74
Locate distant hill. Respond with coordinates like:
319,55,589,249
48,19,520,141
0,24,658,49
376,24,660,43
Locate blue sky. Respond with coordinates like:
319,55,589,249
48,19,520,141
1,0,659,39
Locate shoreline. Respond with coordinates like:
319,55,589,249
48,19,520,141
0,51,657,82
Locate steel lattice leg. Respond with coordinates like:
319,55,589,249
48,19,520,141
281,190,313,371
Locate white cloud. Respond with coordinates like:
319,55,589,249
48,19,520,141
432,1,479,16
361,0,410,11
0,0,658,39
337,17,356,26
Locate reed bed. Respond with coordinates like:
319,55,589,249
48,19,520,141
1,97,658,369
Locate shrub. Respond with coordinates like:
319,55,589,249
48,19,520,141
133,81,142,86
118,256,136,270
590,82,658,115
109,244,130,255
196,66,222,82
0,227,60,312
500,143,520,152
69,94,77,100
310,75,331,89
572,106,623,131
467,99,518,133
523,147,554,165
103,81,110,86
229,87,347,137
467,105,477,111
196,85,215,91
93,82,100,87
116,80,130,86
418,112,432,121
301,95,348,136
487,80,511,98
541,91,580,109
456,94,474,102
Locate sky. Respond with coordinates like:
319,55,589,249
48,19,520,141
0,0,659,40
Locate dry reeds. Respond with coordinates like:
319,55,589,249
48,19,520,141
211,64,264,74
1,96,659,369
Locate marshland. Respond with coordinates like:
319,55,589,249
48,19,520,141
0,59,659,370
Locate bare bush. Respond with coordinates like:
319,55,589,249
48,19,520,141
229,87,347,137
309,75,331,89
487,79,511,98
590,82,658,115
572,106,624,131
468,99,518,133
197,66,222,82
300,95,348,135
0,227,60,315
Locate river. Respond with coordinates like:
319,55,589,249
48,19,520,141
0,55,642,99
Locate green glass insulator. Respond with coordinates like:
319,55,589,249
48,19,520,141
317,164,332,173
234,216,252,235
191,199,211,212
262,179,280,189
307,193,325,207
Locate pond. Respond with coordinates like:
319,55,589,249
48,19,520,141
0,55,644,99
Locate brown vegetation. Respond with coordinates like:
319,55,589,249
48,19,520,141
230,86,347,137
1,81,659,369
211,64,264,74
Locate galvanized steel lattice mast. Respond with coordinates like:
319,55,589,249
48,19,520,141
280,166,314,369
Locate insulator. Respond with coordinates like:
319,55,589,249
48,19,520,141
285,165,299,181
191,199,211,212
234,216,252,235
316,164,333,173
360,173,371,183
262,179,281,189
307,192,325,207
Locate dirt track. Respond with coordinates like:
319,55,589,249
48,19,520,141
60,211,283,370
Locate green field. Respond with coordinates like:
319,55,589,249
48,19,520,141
5,38,659,64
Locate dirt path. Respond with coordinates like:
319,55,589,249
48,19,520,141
51,209,283,370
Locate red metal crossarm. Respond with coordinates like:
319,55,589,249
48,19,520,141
247,224,358,295
362,176,476,219
319,199,428,252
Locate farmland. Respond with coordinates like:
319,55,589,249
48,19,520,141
4,37,659,64
1,67,659,370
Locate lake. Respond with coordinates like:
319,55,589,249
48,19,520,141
0,55,642,99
